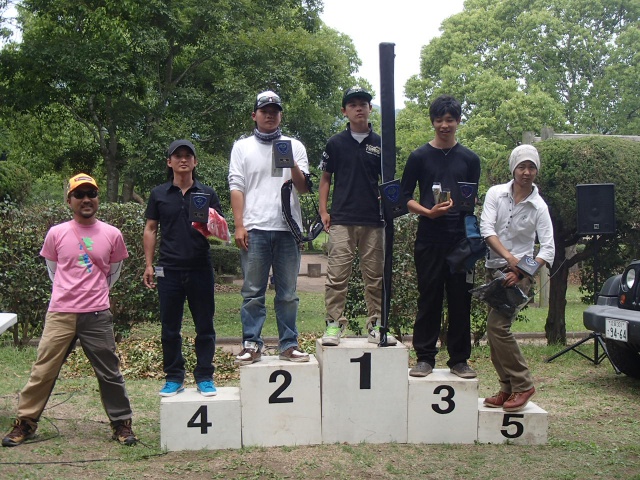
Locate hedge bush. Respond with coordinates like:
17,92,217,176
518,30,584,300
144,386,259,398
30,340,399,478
210,243,241,275
0,162,32,204
0,200,159,345
344,214,491,343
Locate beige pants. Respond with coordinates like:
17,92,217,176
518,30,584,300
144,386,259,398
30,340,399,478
324,225,383,329
485,269,534,393
18,310,132,423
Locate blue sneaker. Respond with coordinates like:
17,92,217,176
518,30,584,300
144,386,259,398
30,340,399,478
197,380,217,397
159,381,184,397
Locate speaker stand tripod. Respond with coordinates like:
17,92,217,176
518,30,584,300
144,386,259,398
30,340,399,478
545,332,620,374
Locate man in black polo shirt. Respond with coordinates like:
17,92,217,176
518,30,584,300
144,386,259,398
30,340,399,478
143,139,223,397
318,86,397,346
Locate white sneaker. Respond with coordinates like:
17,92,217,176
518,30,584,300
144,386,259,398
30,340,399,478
368,326,398,345
322,322,344,346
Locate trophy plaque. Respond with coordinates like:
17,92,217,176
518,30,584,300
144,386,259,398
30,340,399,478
379,179,408,219
189,192,210,223
517,255,541,277
272,140,294,169
457,182,478,212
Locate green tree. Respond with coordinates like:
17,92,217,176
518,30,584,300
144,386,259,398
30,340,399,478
406,0,638,136
0,0,359,202
398,0,639,344
530,137,640,343
0,1,12,42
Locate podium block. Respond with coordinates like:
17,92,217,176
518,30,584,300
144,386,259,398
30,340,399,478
316,338,409,444
407,369,478,444
240,355,321,447
477,399,548,445
160,387,241,451
0,313,17,335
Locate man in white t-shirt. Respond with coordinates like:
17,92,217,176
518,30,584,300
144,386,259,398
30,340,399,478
228,90,310,365
2,174,137,448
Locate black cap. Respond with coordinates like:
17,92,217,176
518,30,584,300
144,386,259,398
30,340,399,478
167,139,196,157
342,86,373,108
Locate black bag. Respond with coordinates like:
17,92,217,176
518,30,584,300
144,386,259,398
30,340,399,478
445,215,487,273
470,277,530,317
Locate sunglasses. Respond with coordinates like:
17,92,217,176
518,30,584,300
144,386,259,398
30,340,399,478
256,94,281,105
256,95,282,108
70,189,98,199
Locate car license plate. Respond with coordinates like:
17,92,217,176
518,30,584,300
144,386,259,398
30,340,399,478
605,318,628,342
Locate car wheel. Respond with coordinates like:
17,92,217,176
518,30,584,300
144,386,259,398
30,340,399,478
605,339,640,379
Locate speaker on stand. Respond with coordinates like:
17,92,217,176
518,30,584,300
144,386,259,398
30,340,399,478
546,183,619,372
576,183,616,236
576,183,616,299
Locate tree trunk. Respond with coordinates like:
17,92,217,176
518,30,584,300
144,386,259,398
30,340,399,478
121,177,145,204
105,153,120,202
545,240,569,345
122,177,134,202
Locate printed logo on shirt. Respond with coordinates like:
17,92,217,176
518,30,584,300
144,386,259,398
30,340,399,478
319,151,329,171
366,145,381,157
77,237,94,273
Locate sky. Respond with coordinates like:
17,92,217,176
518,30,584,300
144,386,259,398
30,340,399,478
320,0,466,106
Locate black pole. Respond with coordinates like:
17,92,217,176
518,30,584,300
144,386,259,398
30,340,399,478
594,236,599,303
379,42,396,346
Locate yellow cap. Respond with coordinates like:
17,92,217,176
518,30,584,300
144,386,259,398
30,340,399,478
67,173,99,195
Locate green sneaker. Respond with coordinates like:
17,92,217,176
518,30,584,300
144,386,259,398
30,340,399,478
321,322,344,346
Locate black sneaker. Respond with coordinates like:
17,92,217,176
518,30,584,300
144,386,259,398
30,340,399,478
111,419,138,446
450,362,477,379
409,361,433,377
2,418,37,447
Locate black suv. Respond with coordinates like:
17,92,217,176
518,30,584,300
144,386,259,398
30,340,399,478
583,260,640,378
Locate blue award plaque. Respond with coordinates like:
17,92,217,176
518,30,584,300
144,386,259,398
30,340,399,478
457,182,478,212
189,192,210,223
273,140,294,169
379,179,408,219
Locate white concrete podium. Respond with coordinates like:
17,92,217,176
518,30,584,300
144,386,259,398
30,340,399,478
240,354,322,447
408,369,479,444
160,387,242,451
477,399,548,445
0,313,17,335
316,338,409,444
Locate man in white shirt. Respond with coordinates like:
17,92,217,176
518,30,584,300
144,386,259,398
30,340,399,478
228,90,310,365
480,144,555,412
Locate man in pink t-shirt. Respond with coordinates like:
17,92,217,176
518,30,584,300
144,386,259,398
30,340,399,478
2,174,138,448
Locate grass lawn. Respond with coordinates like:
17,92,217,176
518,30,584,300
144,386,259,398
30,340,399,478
2,282,611,479
207,283,588,338
512,283,587,333
1,335,639,479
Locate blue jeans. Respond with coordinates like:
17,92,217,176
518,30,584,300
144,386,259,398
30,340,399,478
157,268,216,383
240,230,301,352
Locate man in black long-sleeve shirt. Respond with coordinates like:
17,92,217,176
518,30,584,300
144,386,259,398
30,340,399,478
400,95,481,378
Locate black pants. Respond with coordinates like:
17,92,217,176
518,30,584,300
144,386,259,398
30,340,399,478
413,243,472,367
157,268,216,383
